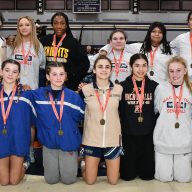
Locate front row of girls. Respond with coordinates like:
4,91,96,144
0,54,192,186
0,59,85,185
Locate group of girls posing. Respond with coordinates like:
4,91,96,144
0,59,84,185
1,13,192,186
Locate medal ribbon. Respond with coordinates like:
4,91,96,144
21,41,31,64
53,34,66,61
132,76,145,113
172,83,183,120
49,91,64,125
0,85,17,127
149,47,158,70
95,89,111,114
112,48,124,80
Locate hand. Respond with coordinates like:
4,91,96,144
77,82,87,92
22,84,31,91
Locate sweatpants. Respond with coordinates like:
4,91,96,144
43,146,78,184
155,152,192,182
120,133,155,181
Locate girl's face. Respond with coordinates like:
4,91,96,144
19,18,32,37
1,63,20,85
93,59,112,81
52,16,67,37
46,67,66,90
150,27,163,46
110,32,126,51
188,15,192,30
168,62,186,85
132,59,148,81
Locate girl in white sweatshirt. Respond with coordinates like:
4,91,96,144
154,56,192,182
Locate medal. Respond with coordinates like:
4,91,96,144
138,114,143,123
22,41,31,64
53,33,66,61
175,122,180,128
22,70,28,76
58,129,64,136
150,70,154,76
149,47,158,76
49,91,64,137
1,85,17,136
172,83,183,130
95,89,110,127
100,118,105,125
2,128,7,135
132,76,145,123
112,48,124,83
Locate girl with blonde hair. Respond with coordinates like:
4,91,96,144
154,56,192,182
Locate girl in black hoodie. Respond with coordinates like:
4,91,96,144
119,53,158,181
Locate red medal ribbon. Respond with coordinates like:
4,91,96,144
132,76,145,113
172,83,183,120
190,32,192,57
112,48,124,80
0,85,17,127
52,34,66,62
49,91,64,125
21,41,31,64
95,89,111,114
149,47,158,70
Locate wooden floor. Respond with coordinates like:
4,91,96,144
1,175,192,192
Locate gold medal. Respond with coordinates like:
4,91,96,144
2,128,7,135
150,70,154,76
100,118,105,125
22,70,28,76
58,129,63,136
175,122,180,128
138,115,143,123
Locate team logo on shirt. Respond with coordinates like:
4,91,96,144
125,88,153,113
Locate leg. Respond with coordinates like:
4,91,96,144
120,135,137,181
138,133,155,180
155,152,173,182
174,153,192,182
83,156,100,185
0,157,9,185
105,157,120,185
43,146,60,184
59,151,78,185
9,155,25,185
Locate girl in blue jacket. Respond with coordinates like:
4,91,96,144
32,62,85,184
0,59,34,185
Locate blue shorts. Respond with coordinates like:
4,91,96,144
82,145,123,160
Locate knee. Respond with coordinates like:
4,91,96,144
84,177,97,185
61,177,77,185
108,178,119,185
9,177,21,185
44,176,60,184
155,172,173,182
0,179,9,186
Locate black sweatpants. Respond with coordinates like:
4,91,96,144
120,133,155,181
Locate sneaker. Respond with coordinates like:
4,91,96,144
30,147,35,163
23,160,30,170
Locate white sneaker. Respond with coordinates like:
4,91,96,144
30,147,35,163
23,160,30,170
